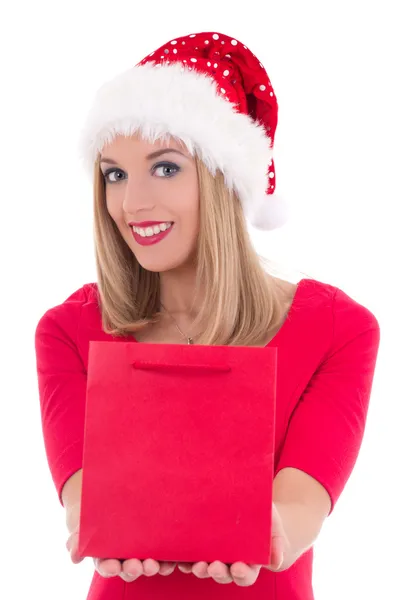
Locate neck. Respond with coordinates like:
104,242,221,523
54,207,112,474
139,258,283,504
159,266,202,316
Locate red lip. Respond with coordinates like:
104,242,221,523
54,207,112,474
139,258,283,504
130,223,173,246
128,220,173,227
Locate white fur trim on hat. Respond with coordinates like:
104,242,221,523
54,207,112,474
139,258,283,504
78,61,286,230
250,193,290,230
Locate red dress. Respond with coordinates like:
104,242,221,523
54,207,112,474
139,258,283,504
34,278,380,599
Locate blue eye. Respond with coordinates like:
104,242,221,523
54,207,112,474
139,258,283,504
103,162,180,184
103,168,125,183
152,162,180,178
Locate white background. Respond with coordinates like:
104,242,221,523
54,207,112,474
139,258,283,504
1,1,399,598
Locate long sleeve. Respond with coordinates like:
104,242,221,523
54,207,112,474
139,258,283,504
275,287,381,514
34,296,87,507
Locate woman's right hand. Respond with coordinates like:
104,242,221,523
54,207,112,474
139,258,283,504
65,501,83,565
65,502,177,581
93,557,177,581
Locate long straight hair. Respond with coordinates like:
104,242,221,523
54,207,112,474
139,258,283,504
92,142,310,345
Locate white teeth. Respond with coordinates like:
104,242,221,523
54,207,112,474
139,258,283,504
132,222,172,237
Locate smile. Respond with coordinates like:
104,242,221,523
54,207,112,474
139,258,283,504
131,222,174,246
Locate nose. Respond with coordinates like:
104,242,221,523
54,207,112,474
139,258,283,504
122,174,156,215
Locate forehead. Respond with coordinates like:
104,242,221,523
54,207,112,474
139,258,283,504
100,132,190,159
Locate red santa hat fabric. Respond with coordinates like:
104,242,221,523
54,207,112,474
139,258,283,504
78,31,290,230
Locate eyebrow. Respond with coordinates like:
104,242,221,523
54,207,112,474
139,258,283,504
99,149,188,165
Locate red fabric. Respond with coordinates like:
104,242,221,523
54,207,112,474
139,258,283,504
79,342,276,565
138,30,279,196
34,277,380,600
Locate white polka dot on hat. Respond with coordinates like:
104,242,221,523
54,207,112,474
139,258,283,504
78,31,290,230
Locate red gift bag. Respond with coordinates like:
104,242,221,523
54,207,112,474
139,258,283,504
78,341,277,565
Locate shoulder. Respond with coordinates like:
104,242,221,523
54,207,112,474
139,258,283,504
301,278,380,360
331,285,379,330
298,277,379,327
312,279,380,339
284,277,380,362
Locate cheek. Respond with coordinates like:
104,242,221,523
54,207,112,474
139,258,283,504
185,190,200,224
183,205,200,238
106,194,122,222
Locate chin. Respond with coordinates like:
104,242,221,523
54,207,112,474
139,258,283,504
131,241,197,272
134,256,188,273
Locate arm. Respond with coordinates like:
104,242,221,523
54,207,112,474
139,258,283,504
35,303,87,509
62,468,83,509
271,467,331,571
62,469,83,534
268,288,380,571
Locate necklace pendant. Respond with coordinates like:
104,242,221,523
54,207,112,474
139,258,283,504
187,337,194,344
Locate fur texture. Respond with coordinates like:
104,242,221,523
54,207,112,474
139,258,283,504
78,62,289,230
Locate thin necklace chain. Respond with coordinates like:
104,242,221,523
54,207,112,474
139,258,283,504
160,302,195,344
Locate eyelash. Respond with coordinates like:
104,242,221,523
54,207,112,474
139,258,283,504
103,162,180,183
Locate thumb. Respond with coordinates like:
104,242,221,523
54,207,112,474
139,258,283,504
266,535,285,571
66,530,84,564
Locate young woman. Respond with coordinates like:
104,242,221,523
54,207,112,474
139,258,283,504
34,31,380,600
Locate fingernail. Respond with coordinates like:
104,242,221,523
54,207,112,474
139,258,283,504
276,552,284,569
178,565,189,573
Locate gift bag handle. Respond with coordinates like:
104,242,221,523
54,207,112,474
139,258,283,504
131,360,231,374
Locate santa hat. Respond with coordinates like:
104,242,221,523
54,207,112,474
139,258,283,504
78,31,290,230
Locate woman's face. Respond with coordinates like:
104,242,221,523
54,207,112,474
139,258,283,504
100,133,200,273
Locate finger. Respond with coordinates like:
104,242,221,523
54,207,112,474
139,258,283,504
121,558,160,580
266,535,285,571
191,561,210,578
94,558,122,577
120,558,144,582
230,562,261,587
178,562,193,574
207,560,233,584
266,555,284,572
142,558,160,577
66,533,74,552
70,548,84,564
67,531,84,564
159,561,177,576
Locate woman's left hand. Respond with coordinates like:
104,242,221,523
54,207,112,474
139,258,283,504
177,502,290,587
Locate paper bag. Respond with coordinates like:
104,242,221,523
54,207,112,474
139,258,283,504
78,341,277,565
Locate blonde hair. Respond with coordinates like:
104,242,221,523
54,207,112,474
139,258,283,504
92,138,310,346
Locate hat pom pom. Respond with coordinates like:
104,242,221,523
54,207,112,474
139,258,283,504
249,193,290,231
